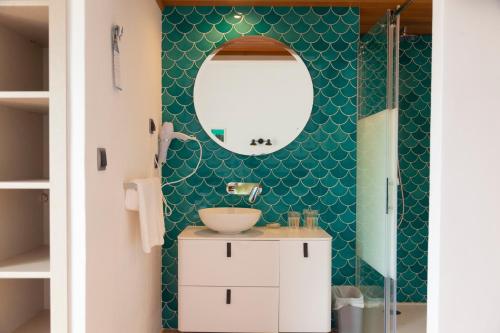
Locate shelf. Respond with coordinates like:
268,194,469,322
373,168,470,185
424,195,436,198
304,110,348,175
0,180,50,189
0,246,50,279
0,91,49,99
0,91,49,113
13,310,50,333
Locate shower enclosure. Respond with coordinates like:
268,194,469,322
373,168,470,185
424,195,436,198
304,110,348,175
356,9,400,333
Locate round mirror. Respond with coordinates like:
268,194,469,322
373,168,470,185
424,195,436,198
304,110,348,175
194,36,314,156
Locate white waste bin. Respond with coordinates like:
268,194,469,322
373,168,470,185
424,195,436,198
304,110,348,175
332,286,364,333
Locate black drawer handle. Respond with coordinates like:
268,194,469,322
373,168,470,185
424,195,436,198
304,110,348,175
227,242,231,257
303,242,309,258
226,289,231,304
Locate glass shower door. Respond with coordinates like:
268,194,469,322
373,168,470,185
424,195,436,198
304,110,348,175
357,10,399,333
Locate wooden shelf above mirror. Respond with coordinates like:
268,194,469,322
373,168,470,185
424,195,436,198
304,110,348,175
215,36,293,57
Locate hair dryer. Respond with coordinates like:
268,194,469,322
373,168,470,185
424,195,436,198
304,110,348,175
158,122,196,165
157,122,202,216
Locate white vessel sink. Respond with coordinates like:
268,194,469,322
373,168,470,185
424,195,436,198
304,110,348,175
198,207,261,234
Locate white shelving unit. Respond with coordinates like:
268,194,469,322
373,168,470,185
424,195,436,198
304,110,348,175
13,310,50,333
0,1,67,332
0,92,49,113
0,246,50,279
0,180,50,190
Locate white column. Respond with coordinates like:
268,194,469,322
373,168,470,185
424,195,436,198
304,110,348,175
428,0,500,332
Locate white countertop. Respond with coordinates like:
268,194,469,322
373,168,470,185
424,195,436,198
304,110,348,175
178,226,332,241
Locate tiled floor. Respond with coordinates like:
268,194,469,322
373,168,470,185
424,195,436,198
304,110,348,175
397,303,427,333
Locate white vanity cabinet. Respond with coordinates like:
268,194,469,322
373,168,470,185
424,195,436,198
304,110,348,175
178,226,332,333
279,240,332,332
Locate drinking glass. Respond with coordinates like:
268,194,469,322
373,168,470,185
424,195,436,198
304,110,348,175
303,209,319,229
288,211,301,229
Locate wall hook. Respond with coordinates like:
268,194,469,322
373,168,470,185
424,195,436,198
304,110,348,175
112,24,124,91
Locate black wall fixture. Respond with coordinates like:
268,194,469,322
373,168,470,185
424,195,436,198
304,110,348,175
250,138,272,146
97,148,107,171
149,119,156,134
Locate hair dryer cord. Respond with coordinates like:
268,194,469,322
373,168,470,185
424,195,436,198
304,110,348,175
156,138,203,217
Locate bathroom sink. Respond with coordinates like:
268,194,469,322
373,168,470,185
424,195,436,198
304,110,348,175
198,207,261,234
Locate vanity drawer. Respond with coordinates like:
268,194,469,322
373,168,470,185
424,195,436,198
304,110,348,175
179,286,279,332
178,240,279,286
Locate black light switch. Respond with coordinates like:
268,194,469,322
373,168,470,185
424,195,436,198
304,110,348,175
97,148,107,171
149,119,156,134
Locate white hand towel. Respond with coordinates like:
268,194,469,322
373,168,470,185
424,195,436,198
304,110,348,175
131,178,165,253
124,188,139,211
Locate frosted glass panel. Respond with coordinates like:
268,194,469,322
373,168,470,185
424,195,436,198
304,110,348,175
357,108,397,279
357,11,399,333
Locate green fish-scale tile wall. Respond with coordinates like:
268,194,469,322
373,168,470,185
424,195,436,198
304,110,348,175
161,6,359,328
397,35,431,303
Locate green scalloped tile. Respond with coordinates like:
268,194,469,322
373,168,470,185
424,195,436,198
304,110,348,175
162,6,359,328
397,36,431,303
230,19,251,35
242,11,260,25
281,10,299,25
263,10,281,25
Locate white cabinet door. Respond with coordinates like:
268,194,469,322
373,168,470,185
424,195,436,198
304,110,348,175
179,286,279,332
279,240,331,332
178,240,279,286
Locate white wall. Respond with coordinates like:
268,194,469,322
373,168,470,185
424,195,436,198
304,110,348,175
69,0,162,332
428,0,500,332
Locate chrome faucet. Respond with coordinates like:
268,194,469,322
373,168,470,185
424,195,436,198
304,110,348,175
248,185,262,203
226,182,263,203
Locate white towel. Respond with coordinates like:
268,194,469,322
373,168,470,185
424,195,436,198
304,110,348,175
129,178,165,253
125,188,139,211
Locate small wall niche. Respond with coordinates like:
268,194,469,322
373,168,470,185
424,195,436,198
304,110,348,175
0,279,50,332
0,6,49,91
0,190,50,279
0,105,49,182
